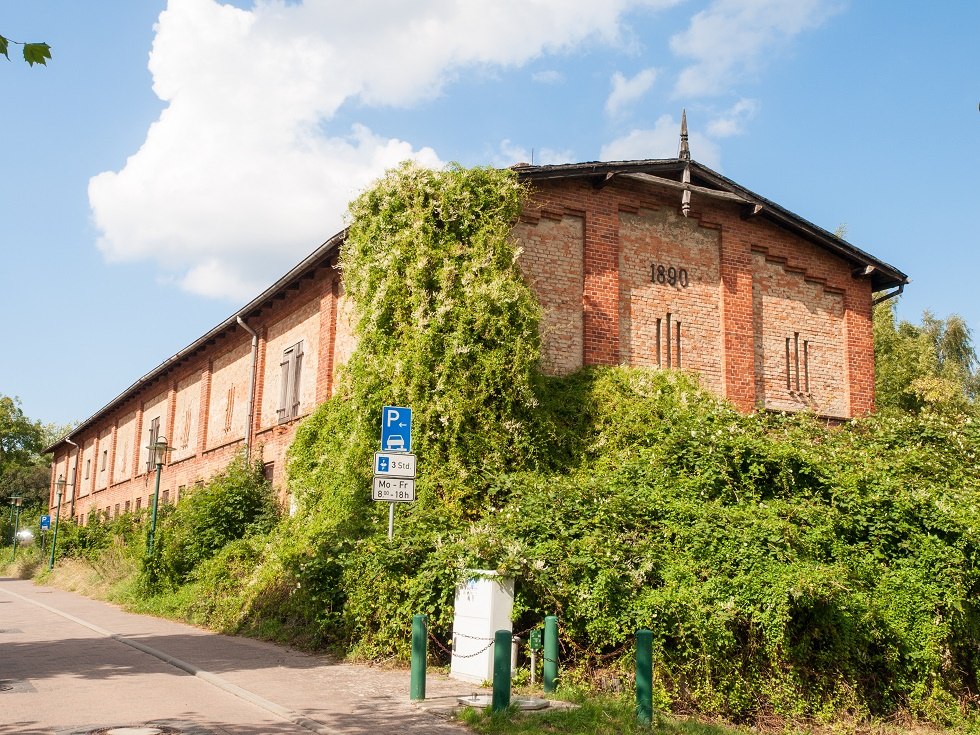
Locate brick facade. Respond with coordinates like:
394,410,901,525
48,160,906,523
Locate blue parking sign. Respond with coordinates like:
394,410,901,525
40,515,51,531
380,406,412,452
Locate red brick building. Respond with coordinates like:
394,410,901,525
47,148,907,522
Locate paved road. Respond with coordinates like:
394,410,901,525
0,578,482,735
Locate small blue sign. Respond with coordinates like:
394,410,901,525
380,406,412,452
40,515,51,531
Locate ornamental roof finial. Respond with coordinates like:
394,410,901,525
678,109,691,161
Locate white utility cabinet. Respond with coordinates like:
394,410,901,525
450,570,514,684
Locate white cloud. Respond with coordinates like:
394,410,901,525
492,140,573,167
600,113,721,169
706,98,759,137
90,0,673,300
670,0,841,97
532,69,564,84
605,68,658,117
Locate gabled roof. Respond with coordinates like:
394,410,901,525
47,156,908,453
514,158,908,293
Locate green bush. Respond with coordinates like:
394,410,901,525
147,452,279,591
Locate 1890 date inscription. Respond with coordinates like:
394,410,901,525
651,263,689,288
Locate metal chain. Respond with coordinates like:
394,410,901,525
452,639,496,659
424,618,629,667
451,631,495,641
426,629,497,659
427,630,453,655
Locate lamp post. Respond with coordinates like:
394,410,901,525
9,496,23,561
49,475,70,571
146,436,173,556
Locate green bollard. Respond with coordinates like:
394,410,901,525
543,615,558,693
492,629,512,712
410,614,427,701
636,629,653,725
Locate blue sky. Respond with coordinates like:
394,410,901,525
2,0,978,427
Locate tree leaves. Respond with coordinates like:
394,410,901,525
22,42,51,66
0,34,52,66
874,299,979,413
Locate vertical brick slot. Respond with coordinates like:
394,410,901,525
675,321,682,369
803,340,810,393
793,332,801,392
665,313,672,368
785,337,792,390
656,319,662,367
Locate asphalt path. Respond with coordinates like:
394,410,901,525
0,578,478,735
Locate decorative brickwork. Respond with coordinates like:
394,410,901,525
751,252,847,417
619,207,724,395
172,374,201,463
205,341,250,451
113,410,136,485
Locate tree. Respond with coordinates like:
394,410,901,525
873,300,979,413
0,395,48,508
0,34,51,66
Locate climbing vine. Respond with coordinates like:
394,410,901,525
289,162,542,528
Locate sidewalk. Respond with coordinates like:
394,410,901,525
0,578,488,735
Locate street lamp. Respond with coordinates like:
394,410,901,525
146,435,173,556
49,475,71,571
9,496,23,561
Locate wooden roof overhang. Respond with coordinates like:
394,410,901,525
514,159,909,294
45,229,347,454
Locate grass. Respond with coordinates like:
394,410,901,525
457,697,741,735
1,545,46,580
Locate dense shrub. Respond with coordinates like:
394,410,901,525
144,452,279,591
279,362,980,722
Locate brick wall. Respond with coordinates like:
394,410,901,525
332,283,358,388
619,207,724,395
751,252,848,417
50,271,338,523
141,389,169,471
112,410,136,485
49,171,882,522
205,341,251,451
260,297,320,427
519,175,875,416
514,213,584,374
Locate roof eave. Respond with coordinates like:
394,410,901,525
44,229,347,454
516,159,908,292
